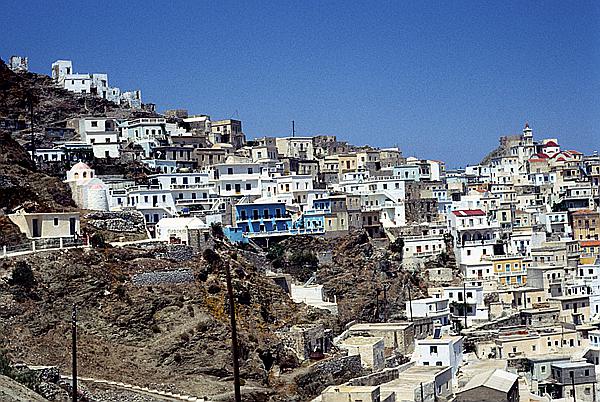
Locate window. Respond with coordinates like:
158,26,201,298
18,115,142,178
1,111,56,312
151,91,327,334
541,366,546,374
225,184,231,191
429,346,438,354
227,168,233,175
246,183,251,190
91,121,98,127
53,218,59,226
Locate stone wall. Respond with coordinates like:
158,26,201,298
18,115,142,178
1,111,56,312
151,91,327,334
427,267,453,283
346,361,415,387
295,355,364,398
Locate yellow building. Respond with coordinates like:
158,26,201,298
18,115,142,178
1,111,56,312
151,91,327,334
571,209,600,241
491,255,528,286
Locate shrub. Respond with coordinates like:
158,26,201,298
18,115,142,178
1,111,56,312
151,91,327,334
9,261,35,289
210,222,224,239
203,248,221,267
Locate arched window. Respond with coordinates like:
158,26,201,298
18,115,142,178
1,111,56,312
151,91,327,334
74,172,79,179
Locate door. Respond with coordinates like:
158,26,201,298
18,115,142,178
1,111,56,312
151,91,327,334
69,218,76,236
32,219,40,237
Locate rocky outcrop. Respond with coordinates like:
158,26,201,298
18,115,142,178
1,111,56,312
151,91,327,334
0,375,49,402
84,210,146,233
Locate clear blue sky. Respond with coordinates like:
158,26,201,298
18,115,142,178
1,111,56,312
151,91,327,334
2,1,599,167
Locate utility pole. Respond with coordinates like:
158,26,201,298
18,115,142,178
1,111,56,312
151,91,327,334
292,120,295,137
571,375,576,402
71,304,77,402
463,281,468,329
382,285,388,322
420,382,425,402
28,92,36,166
408,282,413,321
224,261,242,402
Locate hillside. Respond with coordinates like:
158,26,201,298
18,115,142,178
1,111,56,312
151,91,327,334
0,238,338,401
268,232,427,325
0,58,152,130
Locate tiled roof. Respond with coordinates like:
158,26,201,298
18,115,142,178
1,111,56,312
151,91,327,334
452,209,486,217
580,240,600,247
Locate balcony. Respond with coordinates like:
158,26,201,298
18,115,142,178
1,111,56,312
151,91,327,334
170,184,209,190
244,227,325,238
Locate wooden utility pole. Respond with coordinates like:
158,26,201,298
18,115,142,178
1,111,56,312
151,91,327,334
407,282,413,321
224,261,242,402
71,304,78,402
463,281,468,329
28,92,36,166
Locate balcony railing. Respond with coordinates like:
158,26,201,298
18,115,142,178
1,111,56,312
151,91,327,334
243,227,325,238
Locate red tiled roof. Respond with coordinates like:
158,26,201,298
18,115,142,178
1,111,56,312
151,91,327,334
567,150,582,155
543,140,559,147
534,153,550,159
452,209,486,217
580,240,600,247
572,209,597,215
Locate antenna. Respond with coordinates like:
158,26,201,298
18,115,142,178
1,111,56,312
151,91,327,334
292,120,295,137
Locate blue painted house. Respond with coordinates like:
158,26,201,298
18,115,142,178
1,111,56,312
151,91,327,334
296,198,330,231
234,201,292,237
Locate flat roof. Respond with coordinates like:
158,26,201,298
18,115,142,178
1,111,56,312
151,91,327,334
528,354,572,362
552,361,594,369
349,322,413,331
339,336,384,346
520,307,560,314
323,385,378,393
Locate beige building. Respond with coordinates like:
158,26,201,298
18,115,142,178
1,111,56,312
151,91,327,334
493,327,582,359
210,119,245,148
338,336,385,372
321,385,394,402
347,322,415,355
9,211,80,239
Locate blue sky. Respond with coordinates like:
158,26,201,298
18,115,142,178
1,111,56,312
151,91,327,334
2,1,599,167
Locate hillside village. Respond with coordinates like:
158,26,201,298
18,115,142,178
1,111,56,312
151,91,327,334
1,55,600,402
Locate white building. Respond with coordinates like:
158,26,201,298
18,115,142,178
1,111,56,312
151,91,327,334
67,117,121,159
290,283,338,315
408,297,451,327
9,55,28,72
155,217,209,243
9,210,80,239
432,285,489,326
414,334,464,382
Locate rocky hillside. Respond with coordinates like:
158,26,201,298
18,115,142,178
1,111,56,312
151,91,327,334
0,236,338,401
0,58,151,130
0,132,76,214
269,232,428,326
